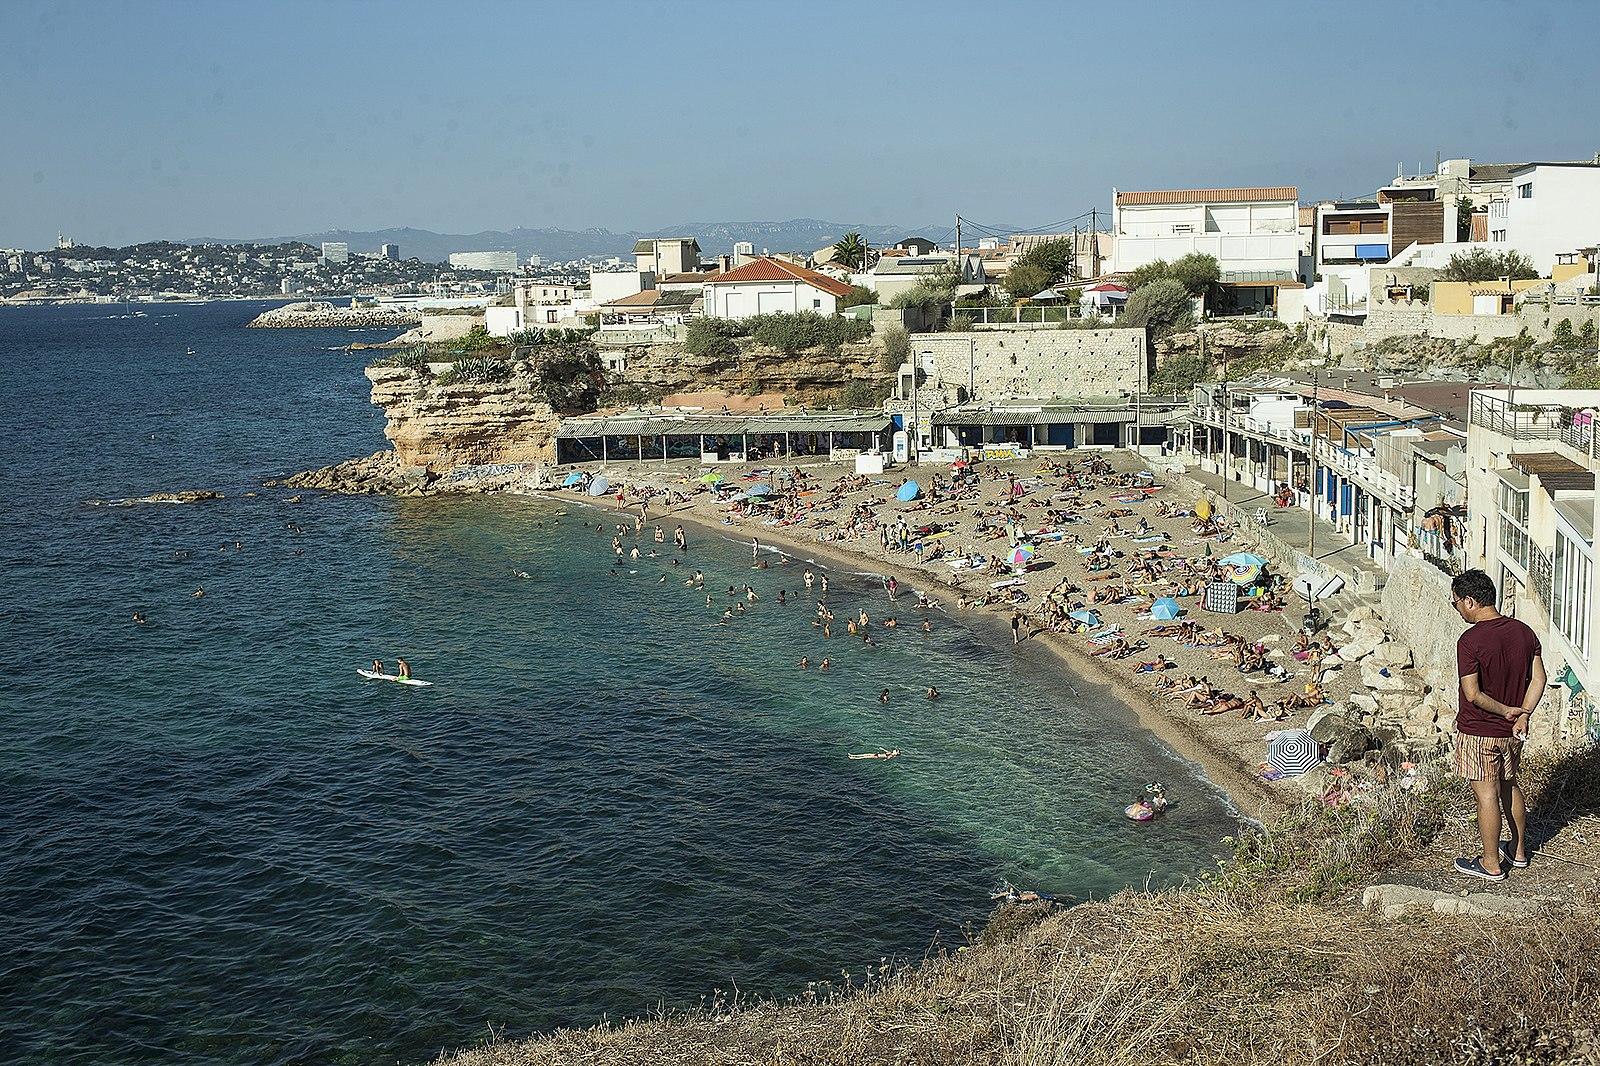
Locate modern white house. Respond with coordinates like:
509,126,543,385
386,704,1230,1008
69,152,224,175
701,257,854,318
1111,185,1303,313
1487,161,1600,272
588,267,655,305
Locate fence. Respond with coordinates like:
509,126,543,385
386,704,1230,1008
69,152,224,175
954,305,1116,327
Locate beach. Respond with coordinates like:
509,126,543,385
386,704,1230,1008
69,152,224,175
545,451,1354,820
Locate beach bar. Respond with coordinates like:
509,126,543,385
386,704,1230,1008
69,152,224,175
930,397,1186,454
556,410,896,465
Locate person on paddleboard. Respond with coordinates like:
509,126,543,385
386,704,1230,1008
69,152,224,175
372,659,383,674
396,658,411,680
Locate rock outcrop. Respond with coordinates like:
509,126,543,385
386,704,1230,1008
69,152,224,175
613,339,889,404
246,301,422,329
85,489,225,506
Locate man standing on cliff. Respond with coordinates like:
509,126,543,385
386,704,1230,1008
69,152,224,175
1450,569,1545,882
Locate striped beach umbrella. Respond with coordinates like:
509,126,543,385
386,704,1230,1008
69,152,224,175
1267,729,1321,777
1008,545,1035,569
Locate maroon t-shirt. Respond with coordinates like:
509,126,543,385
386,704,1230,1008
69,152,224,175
1456,616,1541,738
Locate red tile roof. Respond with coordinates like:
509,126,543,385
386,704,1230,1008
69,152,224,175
1116,186,1298,207
702,257,855,298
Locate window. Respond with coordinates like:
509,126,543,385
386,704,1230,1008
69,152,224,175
813,299,822,308
1172,223,1194,234
1497,481,1531,573
1553,530,1592,657
1517,182,1534,198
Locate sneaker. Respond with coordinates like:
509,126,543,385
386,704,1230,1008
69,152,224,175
1498,844,1531,869
1454,856,1507,882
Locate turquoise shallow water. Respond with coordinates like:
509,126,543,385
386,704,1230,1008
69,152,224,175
0,303,1238,1064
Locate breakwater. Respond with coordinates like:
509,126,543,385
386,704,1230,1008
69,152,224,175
245,300,421,328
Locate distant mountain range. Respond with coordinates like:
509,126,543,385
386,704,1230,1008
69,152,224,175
182,220,933,264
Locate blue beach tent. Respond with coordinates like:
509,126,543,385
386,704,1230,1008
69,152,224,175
587,476,610,497
562,472,584,488
896,480,921,502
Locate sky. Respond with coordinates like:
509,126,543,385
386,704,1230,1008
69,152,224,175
1,0,1595,249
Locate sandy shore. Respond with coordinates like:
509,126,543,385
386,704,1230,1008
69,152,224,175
537,454,1335,820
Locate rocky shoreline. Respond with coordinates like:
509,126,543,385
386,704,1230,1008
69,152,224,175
245,301,422,329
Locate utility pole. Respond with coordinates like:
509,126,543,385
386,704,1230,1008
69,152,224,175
954,214,962,285
1308,369,1319,558
1089,207,1099,277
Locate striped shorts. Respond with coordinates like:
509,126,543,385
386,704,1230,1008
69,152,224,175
1454,732,1521,782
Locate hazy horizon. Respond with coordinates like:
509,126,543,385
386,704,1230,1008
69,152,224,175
3,0,1595,250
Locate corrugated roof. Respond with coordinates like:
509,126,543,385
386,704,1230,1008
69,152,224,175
557,410,892,439
701,257,855,298
1116,186,1298,207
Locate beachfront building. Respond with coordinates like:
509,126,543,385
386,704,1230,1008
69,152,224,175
924,396,1187,456
700,257,854,319
320,242,349,266
1185,377,1474,578
555,410,895,465
1464,388,1600,744
1111,185,1304,315
1312,201,1392,315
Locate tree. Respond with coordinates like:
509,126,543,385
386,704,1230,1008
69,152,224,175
1003,260,1054,302
1441,248,1538,282
1455,196,1476,242
1151,353,1208,395
838,284,877,309
532,344,604,414
1167,253,1221,296
1125,259,1170,291
878,325,910,371
833,232,867,270
1120,278,1193,338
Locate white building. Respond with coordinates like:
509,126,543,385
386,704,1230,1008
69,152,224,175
589,268,654,305
380,243,400,260
320,242,349,265
448,250,519,273
701,257,853,318
1487,161,1600,272
1112,185,1303,312
634,237,700,276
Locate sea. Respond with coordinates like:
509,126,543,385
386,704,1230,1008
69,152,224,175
0,302,1240,1065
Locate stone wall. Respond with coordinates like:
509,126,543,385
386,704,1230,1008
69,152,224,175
1379,555,1466,697
911,328,1148,404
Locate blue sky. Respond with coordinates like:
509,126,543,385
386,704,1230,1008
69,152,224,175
1,0,1594,248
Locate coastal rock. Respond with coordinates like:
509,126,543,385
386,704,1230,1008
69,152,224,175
246,301,421,329
1370,641,1415,670
1361,661,1424,695
86,489,224,506
1362,883,1543,920
366,364,560,471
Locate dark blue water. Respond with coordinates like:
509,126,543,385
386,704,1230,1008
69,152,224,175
0,303,1237,1065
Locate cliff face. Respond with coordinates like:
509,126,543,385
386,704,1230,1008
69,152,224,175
367,365,559,470
613,340,888,402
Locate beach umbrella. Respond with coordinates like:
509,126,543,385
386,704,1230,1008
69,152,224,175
1219,552,1268,568
747,483,772,496
561,472,584,488
1195,498,1212,521
1151,597,1181,621
1223,563,1262,586
698,472,723,484
1008,545,1034,569
1069,608,1101,627
896,480,921,502
587,476,610,497
1267,729,1322,777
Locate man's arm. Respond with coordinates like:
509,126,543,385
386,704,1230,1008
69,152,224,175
1460,672,1528,721
1523,655,1547,713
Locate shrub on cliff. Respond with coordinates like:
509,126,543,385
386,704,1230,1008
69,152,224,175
747,311,871,354
1442,247,1537,282
370,346,431,374
435,355,511,386
684,317,746,357
533,345,605,415
878,325,910,371
1120,277,1194,338
507,326,598,348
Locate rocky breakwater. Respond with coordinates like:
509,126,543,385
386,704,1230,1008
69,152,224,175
272,360,560,496
245,301,422,329
1291,606,1454,796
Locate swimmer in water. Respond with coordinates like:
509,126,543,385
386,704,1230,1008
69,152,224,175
798,657,810,668
925,686,940,700
819,658,831,670
878,688,890,704
921,619,932,633
132,612,147,625
193,587,206,599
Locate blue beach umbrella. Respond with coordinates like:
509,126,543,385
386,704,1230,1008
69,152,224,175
1069,608,1102,627
561,472,584,487
587,476,610,497
1219,552,1267,568
1151,597,1182,621
896,480,921,502
747,483,772,496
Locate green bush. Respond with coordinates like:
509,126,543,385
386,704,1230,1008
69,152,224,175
1152,353,1208,395
838,284,877,309
747,311,871,353
947,313,976,333
1442,248,1538,282
533,344,604,414
454,324,498,353
1120,278,1194,337
598,381,663,408
888,266,957,312
436,355,511,385
1128,253,1219,296
1003,238,1076,301
1552,318,1576,347
1581,319,1598,347
507,326,597,347
684,317,746,356
837,379,889,409
1126,259,1170,291
370,346,431,373
879,324,910,371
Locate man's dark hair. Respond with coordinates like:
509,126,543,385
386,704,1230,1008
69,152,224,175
1451,569,1498,608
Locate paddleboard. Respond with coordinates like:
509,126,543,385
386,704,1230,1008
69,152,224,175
357,668,433,687
989,577,1027,590
921,530,953,541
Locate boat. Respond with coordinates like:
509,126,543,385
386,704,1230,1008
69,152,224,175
357,668,432,687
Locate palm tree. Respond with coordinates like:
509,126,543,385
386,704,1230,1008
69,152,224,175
833,232,866,270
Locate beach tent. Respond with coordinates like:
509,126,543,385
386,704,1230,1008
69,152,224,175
896,480,921,502
587,476,610,497
1267,729,1321,776
1151,597,1182,621
1069,609,1102,627
561,472,584,488
746,483,772,496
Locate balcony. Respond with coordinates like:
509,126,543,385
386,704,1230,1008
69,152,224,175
1470,392,1596,450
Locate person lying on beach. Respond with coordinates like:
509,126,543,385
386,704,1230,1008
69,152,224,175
1133,656,1175,673
1200,693,1245,716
